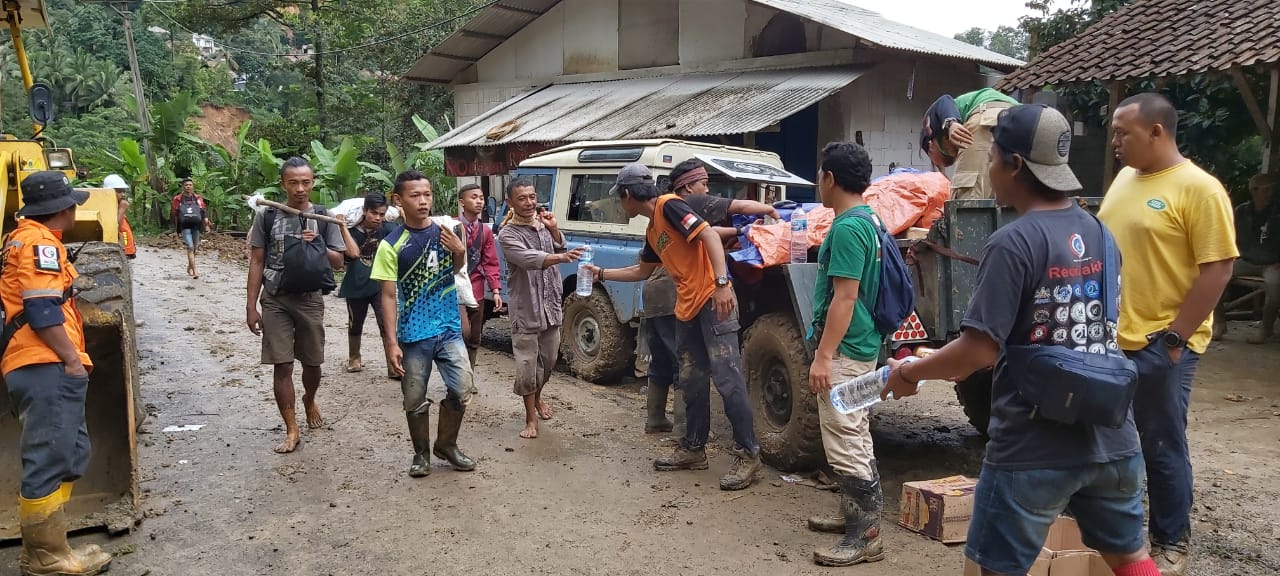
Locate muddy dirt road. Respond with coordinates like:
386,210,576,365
3,243,1279,575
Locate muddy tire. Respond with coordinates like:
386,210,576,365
560,289,634,384
72,242,143,429
954,369,992,436
744,312,824,472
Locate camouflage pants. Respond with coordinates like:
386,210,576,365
676,301,759,454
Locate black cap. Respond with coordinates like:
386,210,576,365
18,171,89,217
609,163,655,195
992,104,1083,192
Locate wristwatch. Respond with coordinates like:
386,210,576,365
1159,329,1186,349
715,275,730,288
941,117,959,135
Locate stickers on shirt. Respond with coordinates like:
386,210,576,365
34,245,60,272
1069,233,1086,259
1070,302,1086,324
1146,199,1167,211
679,213,699,231
1086,300,1103,321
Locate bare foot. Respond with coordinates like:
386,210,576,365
536,401,555,420
519,423,538,439
304,402,325,429
274,430,301,453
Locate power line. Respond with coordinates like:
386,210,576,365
145,0,498,57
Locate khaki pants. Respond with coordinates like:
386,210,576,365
512,327,560,396
816,355,878,481
951,101,1014,200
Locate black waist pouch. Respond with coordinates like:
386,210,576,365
1005,345,1138,429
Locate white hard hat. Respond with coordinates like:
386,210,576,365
103,174,129,189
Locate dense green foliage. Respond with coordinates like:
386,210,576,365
0,0,475,232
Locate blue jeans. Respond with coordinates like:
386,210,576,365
5,363,92,499
677,302,759,454
1127,342,1201,547
401,333,473,415
966,455,1147,575
180,227,200,251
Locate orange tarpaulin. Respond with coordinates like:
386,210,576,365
743,171,951,268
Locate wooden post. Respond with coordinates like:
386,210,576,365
1103,80,1123,191
1267,66,1279,175
1230,67,1272,147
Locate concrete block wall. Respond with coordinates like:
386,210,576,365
831,55,986,178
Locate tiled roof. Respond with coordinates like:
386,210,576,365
999,0,1280,90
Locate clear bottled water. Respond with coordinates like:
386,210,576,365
829,357,922,414
790,206,808,264
576,246,595,297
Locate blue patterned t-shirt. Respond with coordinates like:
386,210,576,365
370,223,461,343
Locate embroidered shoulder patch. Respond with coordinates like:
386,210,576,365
34,245,60,272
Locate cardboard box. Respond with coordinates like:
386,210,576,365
898,475,977,544
963,516,1114,576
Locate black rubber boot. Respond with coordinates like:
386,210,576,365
812,473,885,566
433,398,476,471
406,409,431,478
645,384,673,433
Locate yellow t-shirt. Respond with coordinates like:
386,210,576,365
1098,162,1238,353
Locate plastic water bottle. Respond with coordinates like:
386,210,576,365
576,246,595,297
790,206,808,263
829,357,922,414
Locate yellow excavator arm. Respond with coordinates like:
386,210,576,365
2,0,50,90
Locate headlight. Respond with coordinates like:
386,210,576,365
46,150,72,169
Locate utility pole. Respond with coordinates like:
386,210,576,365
311,0,327,140
102,2,162,221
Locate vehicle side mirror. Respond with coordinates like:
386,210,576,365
29,83,54,126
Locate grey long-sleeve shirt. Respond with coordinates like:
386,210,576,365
497,223,567,334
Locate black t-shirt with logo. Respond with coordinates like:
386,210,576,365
961,205,1139,471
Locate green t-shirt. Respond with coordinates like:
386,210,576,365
954,88,1019,120
811,205,882,362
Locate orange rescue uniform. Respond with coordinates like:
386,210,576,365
120,216,137,258
641,194,717,321
1,218,92,376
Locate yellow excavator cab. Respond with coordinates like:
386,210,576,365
0,0,141,540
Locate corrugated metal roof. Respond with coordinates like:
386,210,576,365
404,0,1021,85
753,0,1023,70
404,0,559,83
429,66,867,149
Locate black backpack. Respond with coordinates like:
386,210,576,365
178,196,203,228
264,206,336,294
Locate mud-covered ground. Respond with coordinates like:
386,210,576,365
3,243,1278,575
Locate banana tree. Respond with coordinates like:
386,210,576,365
387,115,456,214
309,137,362,204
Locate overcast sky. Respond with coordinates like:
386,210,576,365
842,0,1043,37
